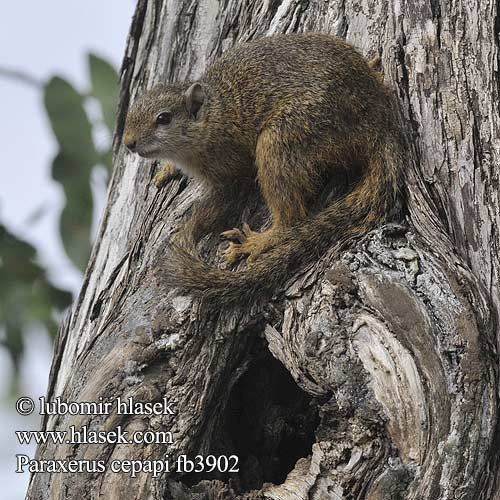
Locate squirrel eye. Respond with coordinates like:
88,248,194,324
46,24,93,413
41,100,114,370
156,112,172,125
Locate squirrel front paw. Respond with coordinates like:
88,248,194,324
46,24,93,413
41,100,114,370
153,161,179,188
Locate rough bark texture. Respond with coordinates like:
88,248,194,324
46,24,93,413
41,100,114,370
27,0,499,499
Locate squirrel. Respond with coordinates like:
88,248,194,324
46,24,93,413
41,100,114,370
123,33,405,306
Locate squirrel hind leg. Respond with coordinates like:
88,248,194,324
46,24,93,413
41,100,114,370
255,127,318,226
220,127,320,265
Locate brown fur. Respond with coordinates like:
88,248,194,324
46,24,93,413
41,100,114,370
123,33,406,306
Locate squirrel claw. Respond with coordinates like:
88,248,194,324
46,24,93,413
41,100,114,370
221,223,256,243
221,224,257,263
221,228,246,243
222,242,247,264
241,223,255,237
221,224,272,264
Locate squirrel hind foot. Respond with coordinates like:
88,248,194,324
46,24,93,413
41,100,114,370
221,223,277,264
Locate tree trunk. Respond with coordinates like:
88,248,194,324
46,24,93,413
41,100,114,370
26,0,500,499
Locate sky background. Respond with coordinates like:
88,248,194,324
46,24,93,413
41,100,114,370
0,2,136,497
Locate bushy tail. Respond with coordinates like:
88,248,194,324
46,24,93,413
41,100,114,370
162,139,403,307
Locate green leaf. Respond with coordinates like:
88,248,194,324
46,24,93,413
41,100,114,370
0,223,72,386
52,153,93,272
44,76,98,164
3,324,24,372
51,150,93,187
88,53,119,133
51,149,94,272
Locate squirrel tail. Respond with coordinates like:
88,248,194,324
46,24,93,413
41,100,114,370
162,137,404,307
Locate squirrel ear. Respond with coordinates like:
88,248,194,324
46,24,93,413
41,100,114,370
185,83,205,118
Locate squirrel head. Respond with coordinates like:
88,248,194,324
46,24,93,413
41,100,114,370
123,82,206,162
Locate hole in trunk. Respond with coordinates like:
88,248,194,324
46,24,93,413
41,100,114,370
179,348,320,493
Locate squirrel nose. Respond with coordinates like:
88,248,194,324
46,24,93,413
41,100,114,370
126,140,137,153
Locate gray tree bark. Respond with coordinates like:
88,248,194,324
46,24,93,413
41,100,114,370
27,0,500,499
